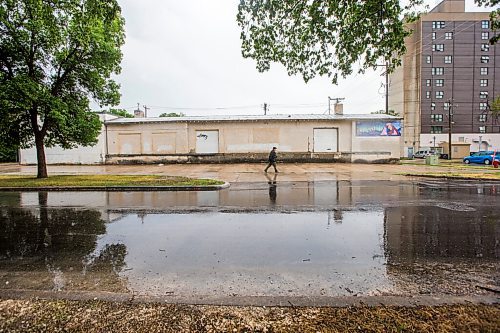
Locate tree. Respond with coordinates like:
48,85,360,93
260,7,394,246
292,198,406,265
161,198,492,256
490,96,500,120
159,112,185,117
237,0,425,84
371,109,399,116
0,0,125,178
237,1,499,83
106,108,134,118
475,0,499,44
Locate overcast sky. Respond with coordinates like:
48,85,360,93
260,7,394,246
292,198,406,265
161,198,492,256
110,0,491,117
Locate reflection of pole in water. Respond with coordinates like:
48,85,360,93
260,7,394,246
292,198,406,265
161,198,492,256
265,173,278,204
327,210,343,227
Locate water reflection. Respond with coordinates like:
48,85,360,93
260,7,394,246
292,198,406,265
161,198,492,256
0,192,127,292
0,180,498,298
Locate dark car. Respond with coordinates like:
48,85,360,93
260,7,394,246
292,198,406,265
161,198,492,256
463,151,500,165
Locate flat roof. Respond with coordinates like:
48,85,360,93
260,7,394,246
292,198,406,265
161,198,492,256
105,113,401,125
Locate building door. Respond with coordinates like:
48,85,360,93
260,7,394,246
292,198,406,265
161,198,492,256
313,128,338,152
196,130,219,154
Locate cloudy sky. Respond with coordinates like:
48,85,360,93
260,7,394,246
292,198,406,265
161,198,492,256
110,0,490,117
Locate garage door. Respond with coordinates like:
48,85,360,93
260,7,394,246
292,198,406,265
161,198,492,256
196,130,219,154
313,128,338,152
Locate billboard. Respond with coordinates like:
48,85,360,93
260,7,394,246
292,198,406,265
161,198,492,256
356,121,402,137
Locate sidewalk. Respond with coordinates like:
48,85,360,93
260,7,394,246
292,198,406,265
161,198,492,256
0,162,498,183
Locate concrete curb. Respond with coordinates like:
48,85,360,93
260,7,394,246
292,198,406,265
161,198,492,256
402,174,500,182
0,181,231,192
0,289,498,308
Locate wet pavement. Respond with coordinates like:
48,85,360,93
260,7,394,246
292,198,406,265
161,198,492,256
0,178,498,304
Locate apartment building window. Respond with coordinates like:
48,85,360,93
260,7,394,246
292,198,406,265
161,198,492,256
432,21,445,29
435,79,444,87
479,126,486,133
431,114,443,122
432,67,444,75
431,102,436,111
480,91,488,99
432,32,436,40
444,55,452,64
426,79,431,86
425,55,431,64
482,20,490,29
431,126,443,134
444,102,450,110
481,44,490,52
435,91,444,99
479,102,488,111
481,56,490,63
479,114,487,122
445,32,453,40
432,44,444,52
480,67,488,75
480,79,488,87
482,32,489,40
426,91,431,99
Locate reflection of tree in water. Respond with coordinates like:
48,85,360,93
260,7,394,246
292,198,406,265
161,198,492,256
0,192,128,293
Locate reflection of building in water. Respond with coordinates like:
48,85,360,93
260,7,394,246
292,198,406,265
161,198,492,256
384,206,499,263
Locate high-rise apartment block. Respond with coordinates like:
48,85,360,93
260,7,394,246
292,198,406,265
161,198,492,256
389,0,499,156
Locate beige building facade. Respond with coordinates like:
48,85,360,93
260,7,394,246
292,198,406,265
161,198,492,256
104,114,402,164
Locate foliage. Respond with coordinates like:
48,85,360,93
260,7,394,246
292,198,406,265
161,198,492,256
106,108,134,118
237,0,425,84
159,112,185,117
371,109,399,116
475,0,499,44
490,96,500,119
0,0,125,177
237,1,500,83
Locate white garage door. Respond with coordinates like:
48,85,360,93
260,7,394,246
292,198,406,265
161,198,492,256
313,128,338,152
196,130,219,154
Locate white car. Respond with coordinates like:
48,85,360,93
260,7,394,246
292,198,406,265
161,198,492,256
413,150,434,158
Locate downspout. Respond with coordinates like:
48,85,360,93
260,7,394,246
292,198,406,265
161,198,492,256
104,122,109,164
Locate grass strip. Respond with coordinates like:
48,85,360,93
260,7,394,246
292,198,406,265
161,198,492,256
0,175,224,188
0,299,498,333
403,172,500,180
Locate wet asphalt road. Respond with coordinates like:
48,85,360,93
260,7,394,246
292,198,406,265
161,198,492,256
0,179,498,304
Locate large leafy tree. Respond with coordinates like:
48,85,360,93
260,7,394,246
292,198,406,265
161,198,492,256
0,0,125,178
237,0,498,83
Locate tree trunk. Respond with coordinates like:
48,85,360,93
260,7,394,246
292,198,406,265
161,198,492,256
34,132,48,178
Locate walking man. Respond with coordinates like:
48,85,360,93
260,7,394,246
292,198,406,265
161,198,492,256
264,147,279,173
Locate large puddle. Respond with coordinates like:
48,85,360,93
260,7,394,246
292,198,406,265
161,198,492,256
0,180,498,299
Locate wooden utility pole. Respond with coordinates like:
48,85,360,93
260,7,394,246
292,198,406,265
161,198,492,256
447,99,453,160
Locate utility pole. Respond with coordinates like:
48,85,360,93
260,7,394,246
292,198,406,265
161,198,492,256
385,61,389,114
328,97,345,115
143,105,149,118
447,98,454,160
263,103,268,115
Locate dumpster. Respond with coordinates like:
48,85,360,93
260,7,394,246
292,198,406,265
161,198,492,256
425,155,439,165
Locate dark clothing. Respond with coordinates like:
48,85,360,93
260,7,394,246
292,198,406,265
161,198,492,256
268,150,277,162
264,149,278,172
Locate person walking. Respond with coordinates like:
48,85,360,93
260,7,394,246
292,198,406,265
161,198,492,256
264,147,279,173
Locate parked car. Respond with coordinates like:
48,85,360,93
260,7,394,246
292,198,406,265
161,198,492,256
463,151,500,165
413,150,436,158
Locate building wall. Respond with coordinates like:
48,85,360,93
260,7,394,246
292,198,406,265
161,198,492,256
389,0,499,157
105,119,401,164
19,114,114,165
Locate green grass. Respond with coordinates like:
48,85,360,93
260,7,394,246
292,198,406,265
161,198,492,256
0,175,224,188
402,171,500,180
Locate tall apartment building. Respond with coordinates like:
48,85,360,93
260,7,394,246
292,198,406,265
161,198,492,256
389,0,499,157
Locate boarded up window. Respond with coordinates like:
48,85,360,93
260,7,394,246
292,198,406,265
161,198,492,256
152,132,176,153
118,133,142,155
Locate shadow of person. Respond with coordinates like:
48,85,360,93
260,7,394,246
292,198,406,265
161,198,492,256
265,173,278,204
